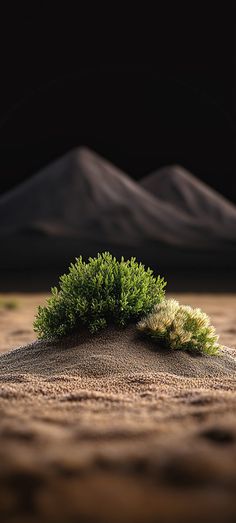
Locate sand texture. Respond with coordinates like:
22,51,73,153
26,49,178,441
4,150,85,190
0,294,236,523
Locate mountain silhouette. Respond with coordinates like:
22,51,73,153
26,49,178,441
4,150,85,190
0,147,236,271
140,165,236,239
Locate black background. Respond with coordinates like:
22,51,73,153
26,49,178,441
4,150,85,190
0,5,235,201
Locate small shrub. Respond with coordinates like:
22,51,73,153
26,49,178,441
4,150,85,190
0,298,18,311
34,252,166,339
137,299,221,355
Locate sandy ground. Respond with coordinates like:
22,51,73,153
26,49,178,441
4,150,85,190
0,293,236,523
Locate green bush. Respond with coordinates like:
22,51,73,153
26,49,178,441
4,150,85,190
137,299,221,355
34,252,166,339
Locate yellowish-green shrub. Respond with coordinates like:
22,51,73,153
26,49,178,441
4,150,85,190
137,299,221,355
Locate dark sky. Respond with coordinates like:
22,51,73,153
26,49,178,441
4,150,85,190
0,5,235,201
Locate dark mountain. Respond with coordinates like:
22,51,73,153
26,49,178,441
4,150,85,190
0,147,236,272
141,165,236,239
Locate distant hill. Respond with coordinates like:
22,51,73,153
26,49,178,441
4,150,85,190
140,165,236,238
0,147,236,271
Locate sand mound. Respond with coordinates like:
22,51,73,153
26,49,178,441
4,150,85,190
0,325,235,379
0,325,236,522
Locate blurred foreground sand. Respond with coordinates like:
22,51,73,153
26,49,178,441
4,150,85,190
0,293,235,523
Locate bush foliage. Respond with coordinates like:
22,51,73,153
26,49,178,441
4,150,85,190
34,252,166,339
137,299,221,355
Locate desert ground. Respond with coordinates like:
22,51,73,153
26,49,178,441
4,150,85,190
0,292,236,523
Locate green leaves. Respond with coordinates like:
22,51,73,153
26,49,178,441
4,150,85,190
34,252,166,339
137,299,221,356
